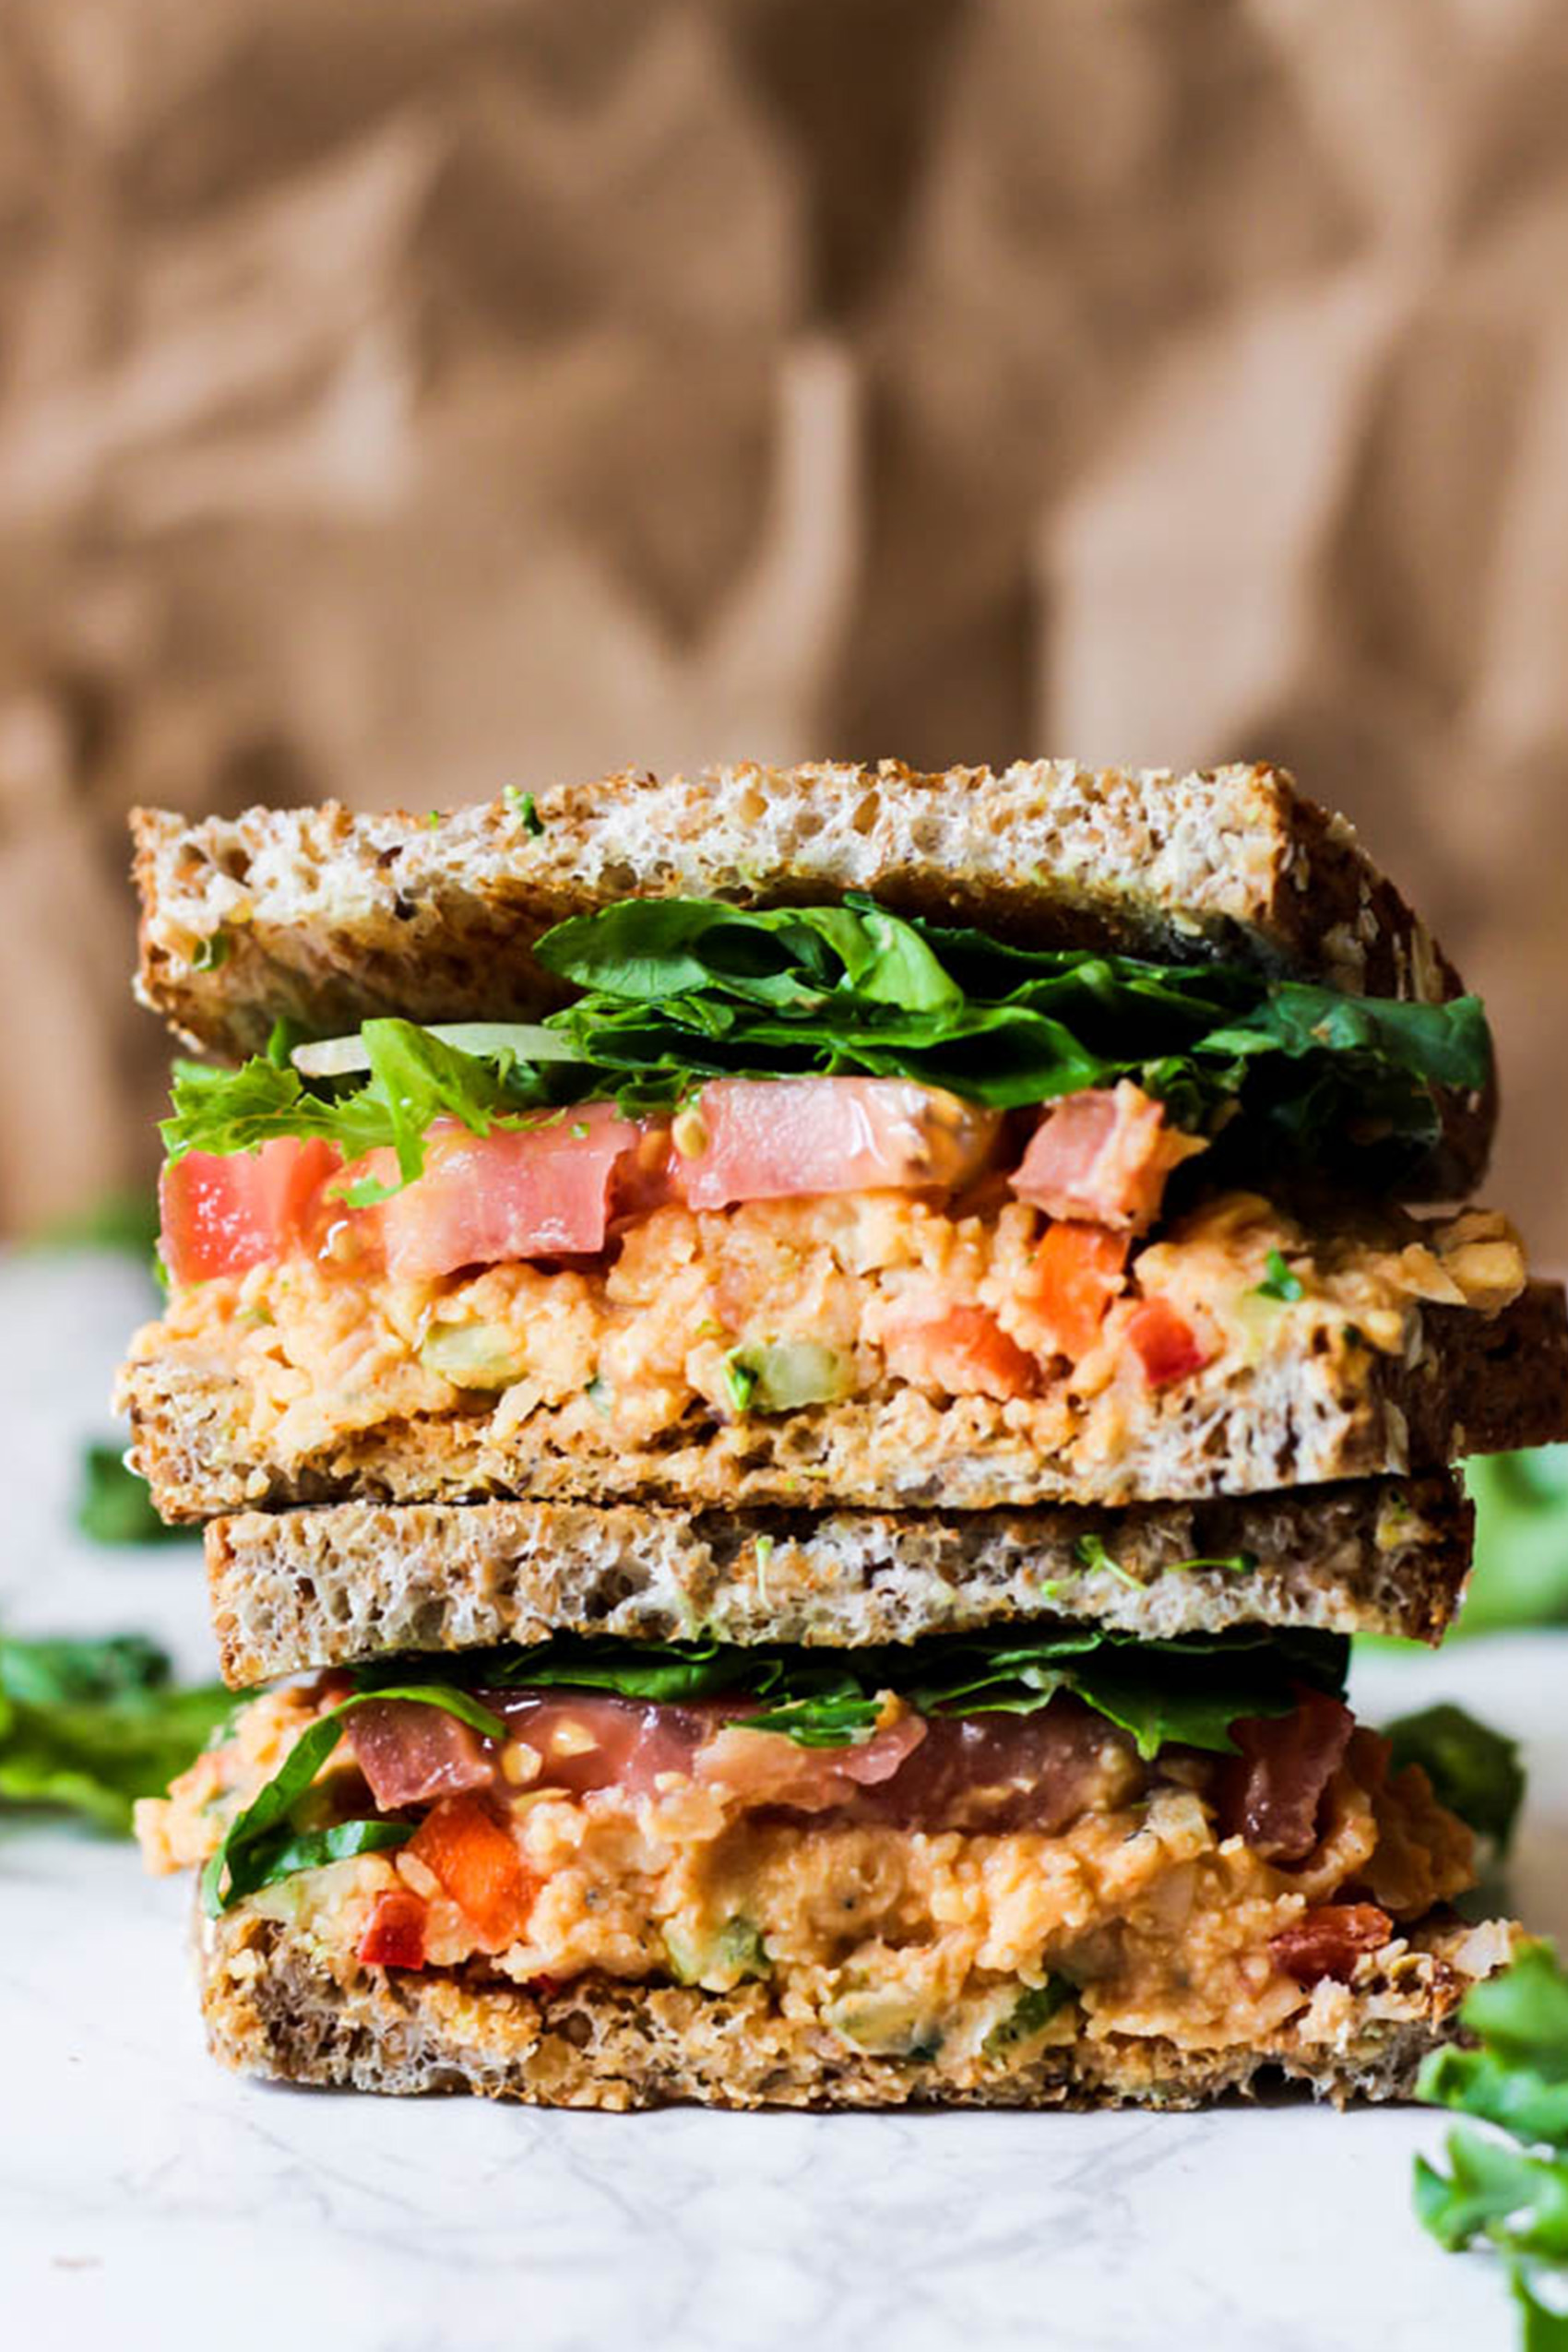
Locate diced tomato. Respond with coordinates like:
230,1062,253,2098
158,1136,342,1283
1125,1296,1212,1386
675,1078,1003,1211
1269,1903,1393,1985
407,1793,538,1949
1010,1082,1204,1232
373,1106,643,1281
881,1303,1040,1399
1027,1221,1129,1360
357,1886,428,1970
347,1700,495,1811
1218,1689,1356,1860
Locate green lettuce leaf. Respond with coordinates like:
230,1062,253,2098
1385,1703,1526,1851
0,1631,232,1834
160,895,1491,1202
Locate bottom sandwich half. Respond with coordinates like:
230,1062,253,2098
140,1617,1520,2112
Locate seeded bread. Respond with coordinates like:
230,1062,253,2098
122,1277,1568,1523
204,1478,1470,1688
195,1907,1515,2112
131,760,1462,1039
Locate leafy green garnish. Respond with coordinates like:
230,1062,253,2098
1254,1247,1304,1302
1386,1703,1525,1851
0,1631,231,1834
202,1683,507,1914
159,896,1491,1202
75,1443,187,1546
1415,1944,1568,2340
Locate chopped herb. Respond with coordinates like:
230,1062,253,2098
190,930,231,973
722,1354,758,1414
504,786,545,836
1073,1532,1140,1588
984,1976,1075,2056
1254,1247,1304,1302
426,810,441,829
584,1375,613,1417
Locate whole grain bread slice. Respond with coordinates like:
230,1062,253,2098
132,759,1463,1040
196,1907,1515,2112
121,1277,1568,1523
205,1478,1470,1689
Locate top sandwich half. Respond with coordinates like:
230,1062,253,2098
119,760,1568,1523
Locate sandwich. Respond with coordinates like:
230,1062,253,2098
125,758,1568,2111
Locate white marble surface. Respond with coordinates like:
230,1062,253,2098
3,1251,1564,2352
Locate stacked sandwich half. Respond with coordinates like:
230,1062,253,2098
126,760,1568,2109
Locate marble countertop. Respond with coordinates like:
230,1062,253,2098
3,1252,1562,2352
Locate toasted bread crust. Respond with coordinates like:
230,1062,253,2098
123,1279,1568,1523
204,1478,1470,1688
195,1908,1515,2112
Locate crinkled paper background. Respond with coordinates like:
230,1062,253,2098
0,0,1564,1246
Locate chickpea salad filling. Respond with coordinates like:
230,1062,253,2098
139,1628,1516,2077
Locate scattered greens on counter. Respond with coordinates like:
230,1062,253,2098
160,894,1491,1200
0,1631,231,1834
1386,1703,1526,1853
76,1443,188,1546
24,1189,161,1259
1415,1943,1568,2345
1463,1448,1568,1634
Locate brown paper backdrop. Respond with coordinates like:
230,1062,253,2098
1,0,1565,1248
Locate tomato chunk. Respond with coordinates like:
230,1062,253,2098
407,1793,538,1949
882,1303,1039,1399
1010,1082,1204,1232
357,1885,428,1971
372,1107,645,1281
159,1137,341,1283
677,1079,1002,1210
1125,1296,1212,1386
1270,1903,1393,1985
1028,1221,1129,1360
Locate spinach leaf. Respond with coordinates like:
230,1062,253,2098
203,1684,507,1913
